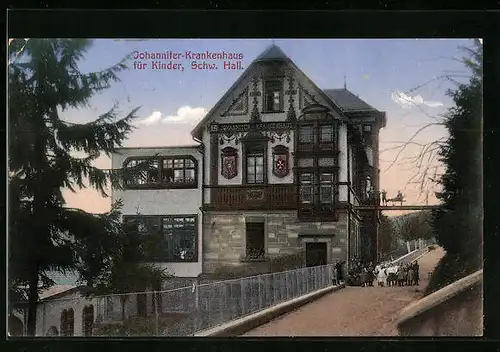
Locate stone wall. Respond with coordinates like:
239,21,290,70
396,270,483,336
202,211,348,273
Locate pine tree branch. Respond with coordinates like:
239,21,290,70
54,107,140,156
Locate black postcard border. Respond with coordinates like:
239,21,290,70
4,8,500,352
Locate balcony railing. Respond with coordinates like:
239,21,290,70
204,184,297,211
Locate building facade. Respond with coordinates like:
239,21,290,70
112,44,386,278
111,145,204,285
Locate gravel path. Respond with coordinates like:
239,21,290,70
243,247,445,337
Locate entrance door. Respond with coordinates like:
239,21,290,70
305,242,327,267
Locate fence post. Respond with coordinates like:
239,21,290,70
220,283,225,324
193,282,199,335
258,276,263,310
240,278,246,317
154,290,159,336
285,272,289,300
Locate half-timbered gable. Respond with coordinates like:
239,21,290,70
191,44,386,273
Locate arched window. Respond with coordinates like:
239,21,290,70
66,308,74,336
60,308,74,336
8,314,24,336
82,305,94,337
60,309,67,336
46,326,59,336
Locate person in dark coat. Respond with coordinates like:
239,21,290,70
360,268,368,287
335,260,344,284
414,261,420,285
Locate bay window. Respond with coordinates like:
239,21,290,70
296,119,339,218
124,155,197,189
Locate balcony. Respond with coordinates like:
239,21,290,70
203,184,297,211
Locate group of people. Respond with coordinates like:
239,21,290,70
331,257,420,288
346,258,377,287
376,261,420,287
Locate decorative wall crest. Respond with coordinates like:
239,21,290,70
219,132,244,146
269,131,291,144
246,189,265,201
272,145,290,178
221,88,249,116
221,147,238,180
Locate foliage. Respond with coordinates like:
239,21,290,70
86,219,172,304
378,214,396,255
7,38,160,335
201,252,305,282
268,252,305,272
94,314,191,337
429,39,483,293
396,211,434,242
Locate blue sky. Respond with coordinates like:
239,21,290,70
58,38,474,214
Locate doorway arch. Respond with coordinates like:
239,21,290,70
82,305,94,336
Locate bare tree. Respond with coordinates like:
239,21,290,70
381,40,480,198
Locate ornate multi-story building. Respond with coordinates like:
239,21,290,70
112,44,386,280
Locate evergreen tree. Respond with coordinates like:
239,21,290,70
430,39,482,289
378,214,395,256
8,39,153,335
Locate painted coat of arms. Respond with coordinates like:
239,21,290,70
273,154,289,178
222,154,238,179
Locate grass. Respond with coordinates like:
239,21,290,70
425,252,481,296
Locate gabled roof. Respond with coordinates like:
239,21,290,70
190,45,373,140
323,88,377,112
39,285,78,300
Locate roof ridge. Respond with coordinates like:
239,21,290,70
254,44,290,61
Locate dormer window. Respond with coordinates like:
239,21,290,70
264,80,283,112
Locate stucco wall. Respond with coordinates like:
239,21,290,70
36,291,95,336
111,146,203,278
397,270,483,336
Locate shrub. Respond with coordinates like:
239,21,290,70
425,253,479,296
268,252,305,272
93,313,193,336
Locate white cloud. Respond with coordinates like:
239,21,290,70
137,111,163,125
136,106,207,126
391,90,444,109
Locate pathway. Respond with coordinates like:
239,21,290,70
243,247,445,336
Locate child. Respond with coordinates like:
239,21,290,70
377,266,387,287
332,266,339,286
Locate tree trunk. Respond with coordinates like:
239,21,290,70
26,269,39,336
